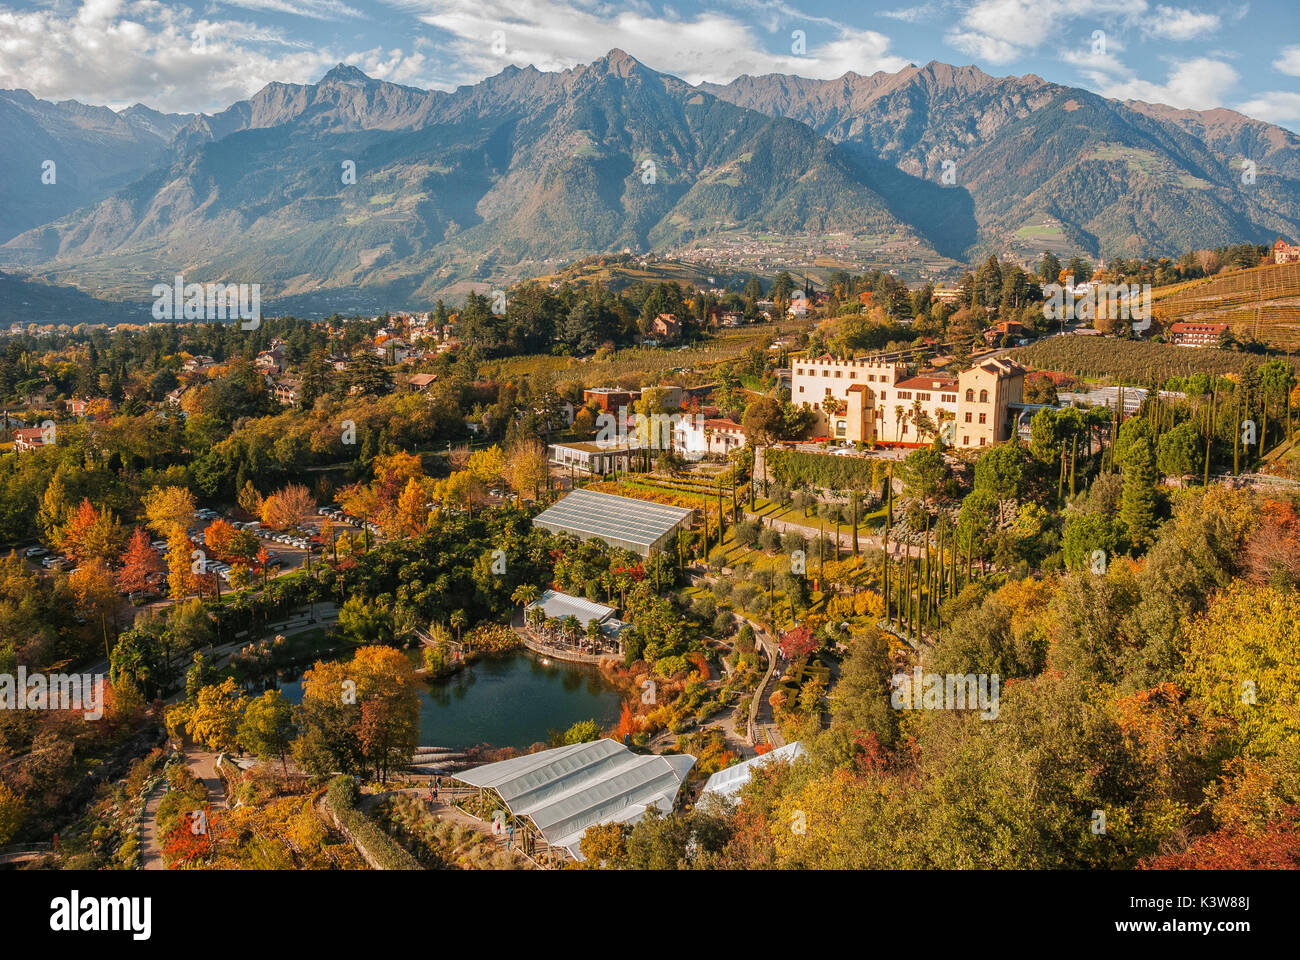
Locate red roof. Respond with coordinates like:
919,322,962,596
895,374,958,391
1169,322,1227,334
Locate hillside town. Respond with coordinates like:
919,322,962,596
0,234,1298,887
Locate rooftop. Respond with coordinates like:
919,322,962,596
533,488,694,555
700,742,807,802
896,374,958,391
455,739,696,860
526,589,615,628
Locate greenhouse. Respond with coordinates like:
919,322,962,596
454,739,696,862
699,742,807,802
531,488,694,557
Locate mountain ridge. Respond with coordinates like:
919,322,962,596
2,51,1299,307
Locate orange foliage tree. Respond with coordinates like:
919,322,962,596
117,528,164,594
260,483,315,530
60,498,122,563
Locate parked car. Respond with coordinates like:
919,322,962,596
24,546,47,558
150,540,168,551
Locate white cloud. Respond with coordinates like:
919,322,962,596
945,30,1021,64
1274,44,1300,77
0,1,344,112
879,4,937,23
217,0,367,21
943,0,1145,64
387,0,910,86
354,46,431,84
1237,91,1300,126
1060,37,1129,77
1142,4,1219,40
1091,57,1240,110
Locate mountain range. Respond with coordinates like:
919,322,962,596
2,50,1299,312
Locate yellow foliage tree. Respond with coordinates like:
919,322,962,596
143,485,197,537
167,525,196,601
504,438,549,501
1182,581,1300,758
185,678,249,753
69,559,118,620
392,477,430,538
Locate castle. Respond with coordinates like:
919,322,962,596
790,354,1026,449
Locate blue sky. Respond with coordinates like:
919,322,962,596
1,0,1297,131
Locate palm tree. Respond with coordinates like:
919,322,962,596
561,615,581,644
511,583,538,613
449,609,466,642
893,405,905,443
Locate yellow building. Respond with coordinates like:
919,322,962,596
955,357,1026,449
790,353,1024,449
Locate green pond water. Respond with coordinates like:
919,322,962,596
275,650,622,750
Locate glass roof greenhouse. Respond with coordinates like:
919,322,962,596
531,488,694,557
455,739,696,861
699,742,807,802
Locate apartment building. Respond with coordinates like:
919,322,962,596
791,354,1025,449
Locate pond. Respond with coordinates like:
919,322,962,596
274,650,623,750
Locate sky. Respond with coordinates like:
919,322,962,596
0,0,1298,131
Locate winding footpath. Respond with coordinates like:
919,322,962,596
140,750,229,870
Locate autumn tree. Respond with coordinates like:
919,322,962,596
261,483,315,530
0,781,26,846
467,446,506,488
59,498,122,563
292,646,419,779
69,559,118,622
184,678,248,753
117,527,164,594
1182,582,1300,758
167,525,196,601
204,518,255,560
579,822,629,866
392,477,430,538
143,485,197,537
504,437,549,501
237,479,264,519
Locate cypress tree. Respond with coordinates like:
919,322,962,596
1069,434,1077,498
1120,436,1158,551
